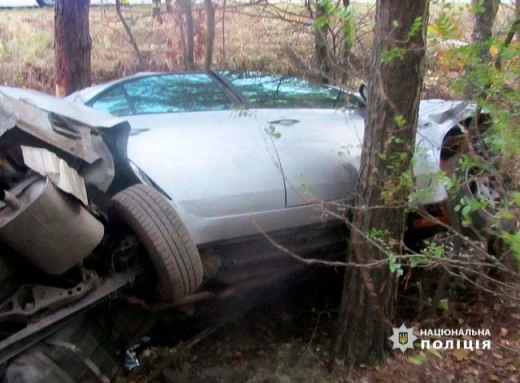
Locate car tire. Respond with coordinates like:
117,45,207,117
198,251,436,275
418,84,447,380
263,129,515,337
36,0,55,7
446,155,514,238
109,184,203,302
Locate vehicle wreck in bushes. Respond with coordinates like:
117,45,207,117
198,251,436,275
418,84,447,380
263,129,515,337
0,74,510,381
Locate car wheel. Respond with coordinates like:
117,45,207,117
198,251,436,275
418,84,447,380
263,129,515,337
109,184,203,302
446,155,515,238
36,0,55,7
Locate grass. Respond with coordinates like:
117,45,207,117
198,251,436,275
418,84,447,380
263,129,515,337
0,2,516,96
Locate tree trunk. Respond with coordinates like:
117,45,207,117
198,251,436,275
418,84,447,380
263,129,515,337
341,0,351,83
332,0,429,364
463,0,500,99
517,0,520,41
314,0,330,84
183,0,195,70
152,0,161,17
55,0,91,97
204,0,215,70
166,0,173,13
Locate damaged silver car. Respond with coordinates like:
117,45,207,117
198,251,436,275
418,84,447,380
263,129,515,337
0,72,508,381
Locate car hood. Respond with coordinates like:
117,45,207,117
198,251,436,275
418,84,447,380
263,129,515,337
0,87,126,129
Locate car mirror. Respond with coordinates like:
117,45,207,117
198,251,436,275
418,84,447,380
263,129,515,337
359,83,368,103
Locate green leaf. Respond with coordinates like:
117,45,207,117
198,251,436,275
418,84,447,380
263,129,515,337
408,352,427,365
438,299,449,311
427,348,443,358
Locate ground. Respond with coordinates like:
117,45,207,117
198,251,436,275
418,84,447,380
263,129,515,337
115,272,520,383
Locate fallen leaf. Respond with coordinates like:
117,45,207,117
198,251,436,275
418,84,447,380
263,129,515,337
493,353,503,359
452,349,469,361
501,328,508,336
511,313,520,320
409,352,427,365
427,348,443,358
489,375,499,381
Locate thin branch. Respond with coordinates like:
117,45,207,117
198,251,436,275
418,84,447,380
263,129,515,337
115,0,145,70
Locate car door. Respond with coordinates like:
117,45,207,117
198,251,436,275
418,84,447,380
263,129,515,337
87,73,286,244
219,72,365,208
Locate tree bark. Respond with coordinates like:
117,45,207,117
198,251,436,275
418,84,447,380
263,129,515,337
516,0,520,41
341,0,351,83
463,0,500,99
182,0,195,70
204,0,215,70
55,0,91,97
152,0,161,17
332,0,429,364
314,0,330,84
166,0,173,13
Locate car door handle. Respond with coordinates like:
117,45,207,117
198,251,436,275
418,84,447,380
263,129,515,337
267,119,300,126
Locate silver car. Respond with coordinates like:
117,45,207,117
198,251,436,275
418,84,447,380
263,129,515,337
0,72,505,378
65,71,479,245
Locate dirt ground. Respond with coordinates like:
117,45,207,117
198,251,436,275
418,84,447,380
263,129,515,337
115,273,520,383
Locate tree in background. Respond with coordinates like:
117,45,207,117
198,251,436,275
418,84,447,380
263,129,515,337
333,0,429,363
313,0,331,83
204,0,216,70
463,0,500,100
341,0,352,83
54,0,91,97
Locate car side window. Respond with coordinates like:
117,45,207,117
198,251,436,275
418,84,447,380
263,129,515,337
91,86,133,116
220,71,361,109
121,74,231,114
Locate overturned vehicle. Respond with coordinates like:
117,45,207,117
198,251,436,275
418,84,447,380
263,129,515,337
0,77,510,381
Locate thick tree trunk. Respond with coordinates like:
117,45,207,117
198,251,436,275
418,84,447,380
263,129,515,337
314,0,330,84
463,0,500,99
332,0,429,364
341,0,351,83
204,0,215,70
55,0,91,97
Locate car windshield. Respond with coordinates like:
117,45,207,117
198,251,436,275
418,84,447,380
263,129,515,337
218,71,362,109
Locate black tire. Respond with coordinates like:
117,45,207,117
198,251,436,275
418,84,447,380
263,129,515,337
446,155,514,238
36,0,55,7
109,184,202,302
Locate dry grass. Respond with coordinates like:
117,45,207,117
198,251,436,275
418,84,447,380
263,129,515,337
0,2,516,95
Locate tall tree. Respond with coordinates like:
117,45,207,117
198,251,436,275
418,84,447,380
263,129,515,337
314,0,331,84
55,0,92,97
516,0,520,41
203,0,216,70
332,0,429,363
341,0,351,83
463,0,500,99
181,0,195,70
